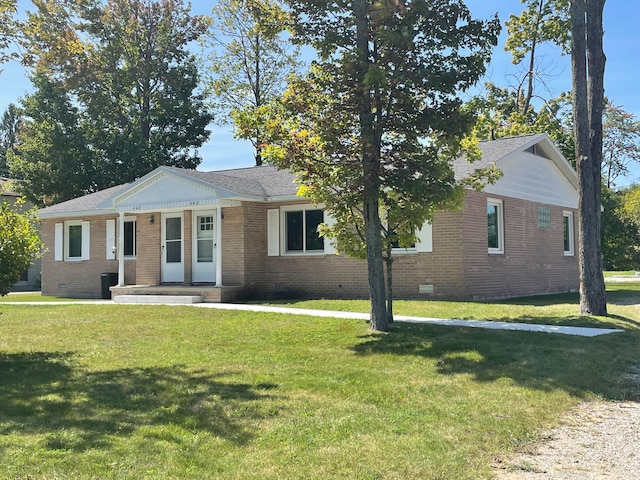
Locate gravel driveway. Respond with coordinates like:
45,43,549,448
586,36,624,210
491,400,640,479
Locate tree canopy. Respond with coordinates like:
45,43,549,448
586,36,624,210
9,0,212,206
265,0,500,331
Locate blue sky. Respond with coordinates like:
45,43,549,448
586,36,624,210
1,1,639,183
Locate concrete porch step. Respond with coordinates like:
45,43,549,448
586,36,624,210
114,295,203,304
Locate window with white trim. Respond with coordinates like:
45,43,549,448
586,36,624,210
106,217,136,259
487,198,504,254
283,206,324,254
563,211,574,256
60,220,90,261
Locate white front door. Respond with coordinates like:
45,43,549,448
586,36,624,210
162,213,184,283
192,211,216,283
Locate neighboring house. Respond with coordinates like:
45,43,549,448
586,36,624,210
1,177,42,291
37,133,579,301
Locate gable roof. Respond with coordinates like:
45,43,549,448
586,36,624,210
165,165,299,198
38,165,299,218
453,133,577,188
38,134,577,218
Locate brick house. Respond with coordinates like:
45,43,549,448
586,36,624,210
37,133,579,301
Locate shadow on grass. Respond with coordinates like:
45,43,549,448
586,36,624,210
0,352,276,452
352,322,640,401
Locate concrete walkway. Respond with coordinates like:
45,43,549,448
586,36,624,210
3,299,624,337
192,303,624,337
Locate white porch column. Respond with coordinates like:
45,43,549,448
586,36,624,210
216,206,223,287
117,211,125,286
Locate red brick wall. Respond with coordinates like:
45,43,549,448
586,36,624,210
242,194,577,301
41,216,119,297
133,212,160,286
220,206,245,286
241,201,468,300
40,191,579,300
461,190,579,299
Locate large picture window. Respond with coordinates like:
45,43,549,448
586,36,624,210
487,198,504,254
284,207,324,254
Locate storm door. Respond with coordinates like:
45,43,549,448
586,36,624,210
162,213,184,283
192,211,217,283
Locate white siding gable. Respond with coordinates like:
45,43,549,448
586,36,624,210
485,151,578,208
114,172,222,211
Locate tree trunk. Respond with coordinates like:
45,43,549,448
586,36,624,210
254,33,263,167
521,0,544,115
570,0,607,315
355,0,387,331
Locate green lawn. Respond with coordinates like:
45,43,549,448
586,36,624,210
604,270,639,277
1,286,639,479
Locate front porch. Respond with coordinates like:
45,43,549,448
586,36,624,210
110,284,246,303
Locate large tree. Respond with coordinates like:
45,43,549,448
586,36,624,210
8,71,96,206
11,0,212,204
570,0,607,315
268,0,499,331
202,0,300,166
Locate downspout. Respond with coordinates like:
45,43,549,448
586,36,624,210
216,206,223,287
118,211,125,286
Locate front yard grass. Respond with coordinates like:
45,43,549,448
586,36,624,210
1,285,639,479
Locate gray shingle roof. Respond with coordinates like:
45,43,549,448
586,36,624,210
39,134,554,218
38,184,131,217
452,133,544,181
37,165,299,217
166,165,298,197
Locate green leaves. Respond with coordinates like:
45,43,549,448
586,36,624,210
201,0,301,165
505,0,571,64
0,199,43,296
0,0,19,65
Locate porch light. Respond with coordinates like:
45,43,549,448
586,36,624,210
149,214,155,225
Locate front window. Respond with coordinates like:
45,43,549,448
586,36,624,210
57,221,88,262
563,211,574,256
284,208,324,253
67,223,83,259
487,198,504,254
